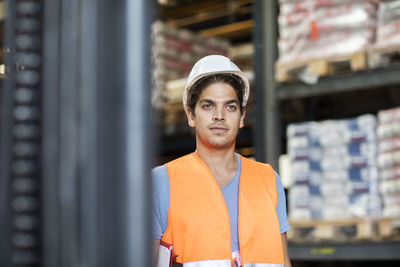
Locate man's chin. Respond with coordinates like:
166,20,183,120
208,139,235,150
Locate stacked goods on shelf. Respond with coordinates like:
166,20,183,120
369,0,400,68
376,0,400,48
151,20,229,110
287,114,380,221
276,0,377,82
377,107,400,218
228,43,255,125
228,43,254,82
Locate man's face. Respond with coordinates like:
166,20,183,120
185,82,246,150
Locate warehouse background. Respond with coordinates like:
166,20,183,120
1,0,400,266
154,0,400,266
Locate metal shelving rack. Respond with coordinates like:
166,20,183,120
278,65,400,100
253,0,400,262
289,241,400,261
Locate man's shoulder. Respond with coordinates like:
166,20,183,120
239,155,272,170
152,164,167,173
153,154,193,169
151,165,168,180
152,154,195,177
164,153,195,167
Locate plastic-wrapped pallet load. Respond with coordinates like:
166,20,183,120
276,0,377,82
375,0,400,48
287,114,381,221
369,0,400,68
151,20,229,109
228,43,255,87
377,107,400,218
277,0,377,63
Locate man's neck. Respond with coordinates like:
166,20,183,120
194,145,237,171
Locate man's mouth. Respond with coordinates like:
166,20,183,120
209,126,229,133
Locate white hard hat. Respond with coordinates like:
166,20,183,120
183,55,250,107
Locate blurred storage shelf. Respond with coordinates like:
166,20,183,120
277,64,400,100
289,241,400,261
255,0,400,262
154,2,255,159
199,19,253,39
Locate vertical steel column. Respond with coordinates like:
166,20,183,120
42,0,102,265
125,0,153,266
41,0,62,265
253,0,280,168
42,0,81,265
41,0,153,266
0,0,15,265
253,0,265,162
95,1,127,266
1,0,43,266
58,0,80,265
79,0,98,266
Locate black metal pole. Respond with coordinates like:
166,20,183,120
253,0,280,168
253,0,265,162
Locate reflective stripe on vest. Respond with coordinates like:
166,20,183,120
182,260,283,267
162,153,284,265
182,259,230,266
243,264,284,267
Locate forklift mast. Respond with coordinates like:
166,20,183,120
0,1,153,266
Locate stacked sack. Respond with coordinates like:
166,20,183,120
277,0,377,63
228,43,254,83
288,115,381,221
375,0,400,49
377,107,400,218
151,20,229,109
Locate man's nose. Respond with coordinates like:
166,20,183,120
213,106,225,121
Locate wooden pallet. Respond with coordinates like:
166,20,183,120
368,45,400,69
378,217,400,240
229,43,254,59
164,104,186,124
276,50,368,83
165,102,184,112
199,19,253,39
287,218,378,243
165,78,186,105
164,0,252,28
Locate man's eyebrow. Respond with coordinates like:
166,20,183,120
199,99,239,105
225,99,239,105
199,99,215,104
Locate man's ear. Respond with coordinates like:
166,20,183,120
184,106,195,128
239,108,246,129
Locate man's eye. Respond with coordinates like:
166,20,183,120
227,105,237,111
202,104,212,109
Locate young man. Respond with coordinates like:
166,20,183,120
152,55,291,267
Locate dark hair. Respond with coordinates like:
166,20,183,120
186,74,245,114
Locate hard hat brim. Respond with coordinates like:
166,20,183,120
182,70,250,108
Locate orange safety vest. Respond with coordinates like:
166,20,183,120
162,153,284,266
